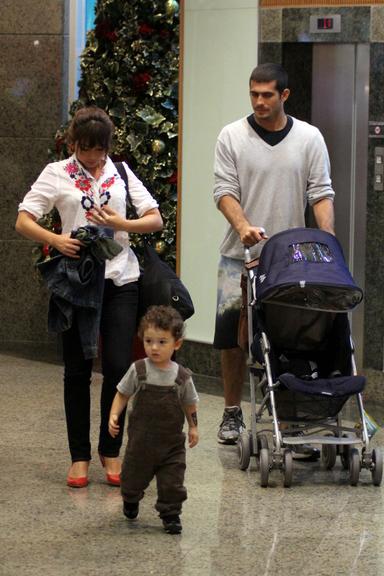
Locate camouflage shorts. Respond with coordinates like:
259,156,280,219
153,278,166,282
213,256,243,349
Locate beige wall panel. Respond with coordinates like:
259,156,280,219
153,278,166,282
180,0,259,342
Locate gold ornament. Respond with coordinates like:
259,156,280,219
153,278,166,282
155,240,166,254
151,139,166,154
165,0,179,16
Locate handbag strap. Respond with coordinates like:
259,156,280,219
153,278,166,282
115,161,139,220
114,161,152,256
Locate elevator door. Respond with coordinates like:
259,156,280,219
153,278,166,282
311,44,369,368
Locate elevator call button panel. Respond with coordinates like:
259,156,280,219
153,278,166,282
374,147,384,192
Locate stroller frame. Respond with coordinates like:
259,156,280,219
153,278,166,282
238,247,383,487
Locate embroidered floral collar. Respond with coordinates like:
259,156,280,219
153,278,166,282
64,156,116,220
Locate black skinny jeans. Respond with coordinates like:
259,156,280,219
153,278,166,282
62,279,139,462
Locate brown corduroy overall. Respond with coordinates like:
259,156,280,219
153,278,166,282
121,359,190,518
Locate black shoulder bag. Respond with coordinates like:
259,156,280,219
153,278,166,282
115,162,195,321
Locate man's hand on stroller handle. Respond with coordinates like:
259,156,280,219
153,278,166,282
239,224,268,246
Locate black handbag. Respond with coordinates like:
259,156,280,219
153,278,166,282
115,162,195,321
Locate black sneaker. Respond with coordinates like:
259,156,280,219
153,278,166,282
162,515,182,534
217,406,245,444
123,501,139,519
289,432,320,461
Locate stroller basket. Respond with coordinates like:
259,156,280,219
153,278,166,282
275,374,365,421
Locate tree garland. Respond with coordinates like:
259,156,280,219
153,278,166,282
36,0,180,267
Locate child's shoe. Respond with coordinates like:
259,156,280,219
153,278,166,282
162,515,182,534
123,501,139,520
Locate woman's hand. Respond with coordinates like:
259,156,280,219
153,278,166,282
51,234,83,258
15,212,83,258
88,205,163,234
88,205,125,231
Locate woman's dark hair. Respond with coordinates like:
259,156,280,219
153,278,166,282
66,106,114,151
249,62,289,94
138,305,185,341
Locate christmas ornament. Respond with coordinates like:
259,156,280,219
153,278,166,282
138,23,154,36
42,244,51,257
165,0,179,16
151,139,166,154
132,72,151,92
155,240,166,254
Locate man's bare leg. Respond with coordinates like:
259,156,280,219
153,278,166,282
217,347,246,444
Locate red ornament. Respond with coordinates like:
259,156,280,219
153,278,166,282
42,244,51,256
132,72,151,92
95,19,118,42
138,23,154,36
168,171,178,184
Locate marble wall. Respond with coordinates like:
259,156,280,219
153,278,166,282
0,0,68,358
365,42,384,370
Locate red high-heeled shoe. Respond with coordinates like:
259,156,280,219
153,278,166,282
99,454,121,486
67,475,89,488
67,462,89,488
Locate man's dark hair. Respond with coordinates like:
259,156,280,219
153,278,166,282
138,305,185,341
249,62,289,93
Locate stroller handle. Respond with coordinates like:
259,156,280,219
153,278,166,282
243,228,266,264
244,247,252,264
243,247,257,301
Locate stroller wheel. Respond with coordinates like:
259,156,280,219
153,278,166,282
257,433,269,451
283,449,293,488
371,448,383,487
340,446,350,470
340,433,353,469
259,448,270,488
238,431,251,471
349,448,360,486
322,442,337,470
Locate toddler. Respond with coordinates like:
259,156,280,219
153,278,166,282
109,305,199,534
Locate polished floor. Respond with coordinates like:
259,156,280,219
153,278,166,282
1,352,384,576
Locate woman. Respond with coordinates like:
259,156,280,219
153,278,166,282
15,106,163,487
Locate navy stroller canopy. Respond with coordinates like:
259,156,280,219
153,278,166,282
255,228,363,312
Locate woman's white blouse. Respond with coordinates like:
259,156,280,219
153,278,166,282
18,155,159,285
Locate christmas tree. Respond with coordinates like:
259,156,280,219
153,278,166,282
40,0,181,266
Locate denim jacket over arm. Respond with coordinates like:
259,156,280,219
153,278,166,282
37,226,123,359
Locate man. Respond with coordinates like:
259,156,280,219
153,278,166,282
213,62,335,452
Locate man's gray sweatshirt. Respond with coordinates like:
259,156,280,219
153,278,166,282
213,116,335,260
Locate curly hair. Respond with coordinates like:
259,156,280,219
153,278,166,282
138,305,185,341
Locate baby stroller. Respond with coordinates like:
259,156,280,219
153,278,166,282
237,227,383,487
